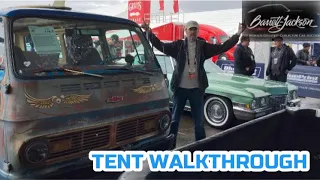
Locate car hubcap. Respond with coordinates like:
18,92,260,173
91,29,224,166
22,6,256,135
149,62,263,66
206,100,227,123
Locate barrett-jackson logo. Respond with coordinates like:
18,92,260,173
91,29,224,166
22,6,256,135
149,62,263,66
128,1,142,12
246,4,318,33
247,15,318,33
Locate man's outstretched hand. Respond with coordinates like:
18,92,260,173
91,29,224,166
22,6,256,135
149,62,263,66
237,23,247,35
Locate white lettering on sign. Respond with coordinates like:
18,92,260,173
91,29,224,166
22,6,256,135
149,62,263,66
247,15,318,33
128,1,142,12
222,65,234,74
129,12,141,17
288,73,319,84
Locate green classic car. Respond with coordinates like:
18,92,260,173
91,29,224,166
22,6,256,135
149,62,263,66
124,48,300,129
152,50,301,129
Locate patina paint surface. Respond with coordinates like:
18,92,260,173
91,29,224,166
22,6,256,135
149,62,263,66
4,72,169,171
0,7,173,178
6,73,166,121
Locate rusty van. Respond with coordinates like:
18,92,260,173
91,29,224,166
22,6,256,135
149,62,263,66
0,6,174,179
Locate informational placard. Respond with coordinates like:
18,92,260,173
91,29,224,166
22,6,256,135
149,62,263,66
28,26,61,54
287,65,320,98
216,59,265,79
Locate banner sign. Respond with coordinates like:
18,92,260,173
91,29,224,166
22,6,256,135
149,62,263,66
216,60,265,79
127,0,151,24
216,60,320,98
242,1,320,41
287,65,320,98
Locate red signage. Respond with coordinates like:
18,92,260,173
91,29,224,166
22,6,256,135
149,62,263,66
159,0,164,11
127,0,150,24
173,0,179,13
107,96,124,103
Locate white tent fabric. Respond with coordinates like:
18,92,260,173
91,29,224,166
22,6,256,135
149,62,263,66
86,4,241,35
182,9,241,35
84,3,128,16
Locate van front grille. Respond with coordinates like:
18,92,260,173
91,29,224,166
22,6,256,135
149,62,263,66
116,115,159,143
44,113,163,164
47,125,111,162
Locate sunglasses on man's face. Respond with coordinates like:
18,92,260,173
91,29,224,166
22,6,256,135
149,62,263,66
188,27,198,31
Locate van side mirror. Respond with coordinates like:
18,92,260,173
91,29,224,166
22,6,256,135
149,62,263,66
0,38,4,43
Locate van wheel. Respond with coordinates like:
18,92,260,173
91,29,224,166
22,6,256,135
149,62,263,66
204,95,234,130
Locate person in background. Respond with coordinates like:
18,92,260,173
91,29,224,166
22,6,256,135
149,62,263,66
310,56,318,67
233,36,256,76
109,34,122,57
141,20,246,147
314,56,320,67
266,36,297,82
296,43,312,66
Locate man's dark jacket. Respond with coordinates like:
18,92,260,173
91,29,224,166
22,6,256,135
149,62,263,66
145,32,240,93
296,49,310,65
266,44,297,76
233,43,256,76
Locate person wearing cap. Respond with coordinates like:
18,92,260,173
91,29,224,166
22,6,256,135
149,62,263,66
109,34,122,57
233,35,256,76
141,20,245,147
266,36,297,82
296,43,312,66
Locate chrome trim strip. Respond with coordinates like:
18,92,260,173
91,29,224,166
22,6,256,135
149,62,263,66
233,106,271,113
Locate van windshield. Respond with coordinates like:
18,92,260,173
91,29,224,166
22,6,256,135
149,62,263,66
12,17,157,78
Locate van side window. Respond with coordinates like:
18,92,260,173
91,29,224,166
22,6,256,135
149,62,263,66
106,29,153,66
165,56,173,73
156,55,173,74
156,55,167,74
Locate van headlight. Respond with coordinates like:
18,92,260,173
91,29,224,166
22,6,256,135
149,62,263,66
159,114,171,131
21,140,49,165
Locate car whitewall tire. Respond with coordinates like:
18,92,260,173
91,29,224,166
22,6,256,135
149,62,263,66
204,95,234,130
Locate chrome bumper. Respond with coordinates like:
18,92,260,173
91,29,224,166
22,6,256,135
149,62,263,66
233,106,272,121
287,98,301,107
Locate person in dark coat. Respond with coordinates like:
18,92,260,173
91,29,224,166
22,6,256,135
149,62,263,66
296,43,312,66
233,36,256,76
266,36,297,82
141,20,246,147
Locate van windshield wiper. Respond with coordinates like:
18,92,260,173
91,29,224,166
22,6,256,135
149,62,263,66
34,68,105,79
106,67,155,75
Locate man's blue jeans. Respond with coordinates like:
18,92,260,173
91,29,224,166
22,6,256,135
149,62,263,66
170,88,206,147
